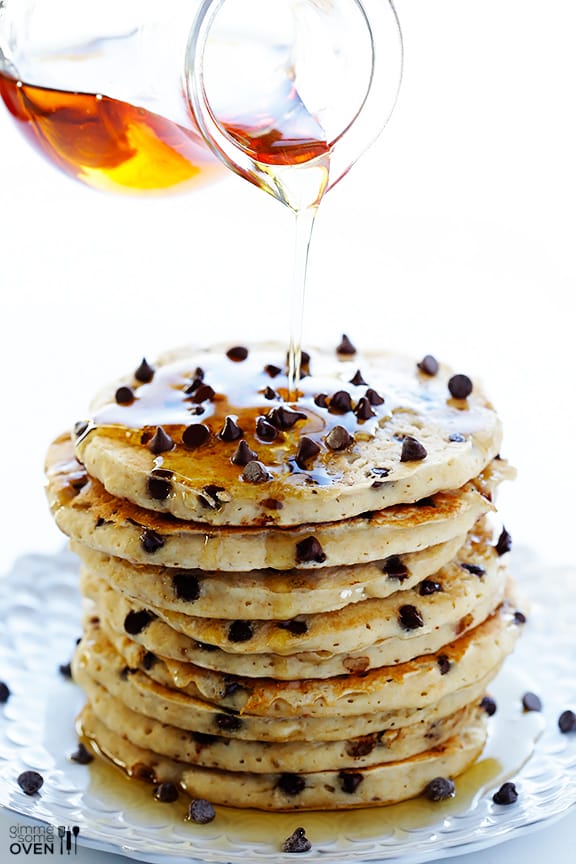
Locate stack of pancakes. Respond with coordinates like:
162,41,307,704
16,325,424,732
45,340,523,810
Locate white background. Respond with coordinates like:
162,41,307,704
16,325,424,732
1,1,575,862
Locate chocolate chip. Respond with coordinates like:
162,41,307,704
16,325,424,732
0,681,10,703
277,773,306,796
147,426,175,454
461,562,485,576
349,369,367,386
296,536,327,564
514,610,527,624
219,416,244,442
371,466,390,478
383,556,409,581
187,798,215,824
173,572,201,602
192,731,218,745
424,777,455,801
182,423,210,449
355,397,376,420
59,662,72,679
124,609,156,635
277,619,308,635
495,527,512,556
263,386,277,400
295,436,321,467
226,346,248,362
325,425,353,451
415,496,435,507
215,713,242,732
242,460,271,483
17,771,44,795
184,376,203,395
522,692,542,712
282,828,312,854
223,678,246,699
480,695,497,716
228,620,254,642
365,387,384,406
191,383,215,404
398,605,424,630
400,436,427,462
558,710,576,733
449,433,466,442
339,771,364,793
142,652,157,670
195,641,218,652
198,484,226,510
437,654,451,675
419,580,443,595
231,440,258,466
492,782,518,805
132,763,156,784
146,475,172,500
115,386,134,405
264,364,282,378
267,406,307,429
329,390,353,413
418,355,439,376
256,417,278,441
135,357,155,383
74,420,89,438
154,782,179,802
314,393,329,408
140,528,165,553
261,497,283,510
337,334,356,355
69,743,94,764
448,374,473,399
346,735,377,758
120,664,137,679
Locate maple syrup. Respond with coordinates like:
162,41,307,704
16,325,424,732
0,72,223,194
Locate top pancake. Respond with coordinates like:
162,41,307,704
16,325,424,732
73,343,502,526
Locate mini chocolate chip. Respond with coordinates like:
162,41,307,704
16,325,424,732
146,475,172,500
495,527,512,555
115,386,134,405
135,357,155,383
69,742,94,764
282,827,312,854
262,386,277,400
278,619,308,635
74,420,89,437
355,396,376,420
0,681,10,703
198,483,226,510
59,662,73,679
256,417,278,441
314,393,329,408
514,610,527,624
365,387,385,406
449,433,466,442
325,425,353,451
349,369,367,386
296,536,327,564
492,782,518,805
154,782,179,802
223,678,246,699
558,710,576,733
398,605,424,630
226,346,248,362
415,496,435,507
187,798,215,824
191,383,215,404
215,713,243,732
339,771,364,793
418,355,439,376
480,695,497,716
195,641,219,652
383,556,409,580
17,771,44,795
448,374,473,399
142,651,157,670
172,572,201,602
295,436,321,468
132,763,156,783
400,436,427,462
267,406,307,429
277,773,306,796
231,440,258,466
124,609,156,635
419,580,443,595
148,426,175,454
264,363,282,378
192,731,218,745
424,777,455,801
461,562,485,577
522,692,542,712
182,423,210,449
184,376,203,395
261,497,283,510
243,460,271,483
228,620,254,642
337,334,356,355
330,390,353,413
140,528,165,553
437,654,451,675
346,735,377,758
219,416,244,441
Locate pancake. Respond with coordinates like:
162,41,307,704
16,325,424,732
73,344,502,527
46,435,503,571
78,704,488,810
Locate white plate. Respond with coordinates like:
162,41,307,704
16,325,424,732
0,548,575,864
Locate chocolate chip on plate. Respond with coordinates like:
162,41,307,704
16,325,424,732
282,827,312,854
69,743,94,765
448,374,473,400
424,776,455,801
59,662,73,679
154,782,179,803
187,798,216,824
492,782,518,805
522,692,542,712
418,355,439,376
226,346,248,362
134,357,155,383
0,681,10,704
147,426,175,454
558,710,576,733
400,436,427,462
480,695,497,716
296,536,327,564
17,771,44,795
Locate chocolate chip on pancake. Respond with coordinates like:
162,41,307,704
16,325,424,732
339,771,364,793
383,555,409,581
399,605,424,630
219,416,244,442
419,580,443,595
295,436,321,468
231,440,258,467
147,426,175,454
172,572,201,602
134,357,155,383
146,474,172,500
263,386,277,400
226,346,249,362
242,460,271,483
228,621,254,643
495,527,512,555
337,334,357,355
182,423,210,449
460,563,485,577
264,363,281,378
365,387,384,405
325,425,353,451
314,392,329,408
437,654,451,675
140,528,165,553
256,417,278,441
115,386,134,405
330,390,353,413
355,397,376,420
215,713,243,732
277,773,306,795
424,776,455,801
418,355,439,376
267,406,307,429
349,369,367,386
296,536,327,564
124,609,156,635
448,374,473,400
154,782,179,802
400,436,427,462
277,619,308,635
